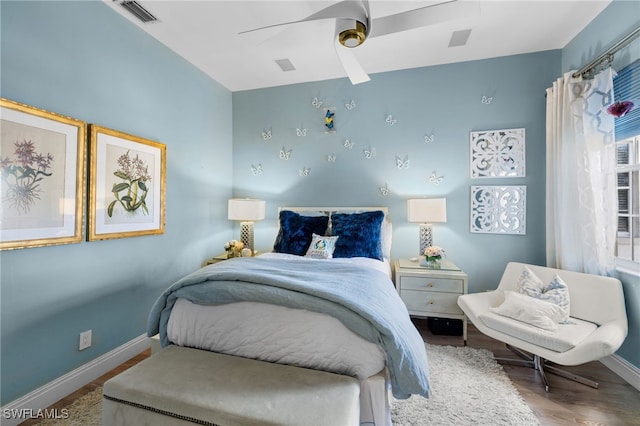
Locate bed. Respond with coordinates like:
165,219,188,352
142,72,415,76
147,207,430,426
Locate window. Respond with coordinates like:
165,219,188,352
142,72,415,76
613,59,640,265
616,136,639,262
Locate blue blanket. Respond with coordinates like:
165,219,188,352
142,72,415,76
147,256,430,399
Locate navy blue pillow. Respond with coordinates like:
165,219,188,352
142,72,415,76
331,210,385,261
273,211,330,256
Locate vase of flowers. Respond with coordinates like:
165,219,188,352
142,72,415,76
423,245,445,268
224,240,244,258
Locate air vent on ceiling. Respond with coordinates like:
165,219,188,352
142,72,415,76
117,0,158,23
449,29,472,47
275,59,296,72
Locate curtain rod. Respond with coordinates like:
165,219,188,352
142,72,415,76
573,26,640,78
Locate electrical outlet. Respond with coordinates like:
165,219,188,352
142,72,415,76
79,330,92,351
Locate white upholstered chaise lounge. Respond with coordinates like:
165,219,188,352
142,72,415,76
457,262,628,391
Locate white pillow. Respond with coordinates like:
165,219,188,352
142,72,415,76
491,291,566,332
380,219,392,260
305,233,339,259
518,266,571,323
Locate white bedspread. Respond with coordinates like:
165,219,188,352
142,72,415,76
258,251,392,278
167,298,386,380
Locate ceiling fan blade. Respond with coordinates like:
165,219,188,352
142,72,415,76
369,0,480,39
334,32,370,85
362,0,371,35
239,0,368,35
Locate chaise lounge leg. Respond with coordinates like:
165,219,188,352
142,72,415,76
505,344,534,362
544,364,599,389
534,354,550,392
494,344,599,391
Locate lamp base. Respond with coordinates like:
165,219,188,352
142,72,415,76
419,224,433,255
240,222,255,253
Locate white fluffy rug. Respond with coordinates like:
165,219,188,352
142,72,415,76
392,344,539,426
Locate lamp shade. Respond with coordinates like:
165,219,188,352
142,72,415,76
407,198,447,223
228,198,266,221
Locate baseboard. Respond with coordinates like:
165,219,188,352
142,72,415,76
600,353,640,391
1,334,150,426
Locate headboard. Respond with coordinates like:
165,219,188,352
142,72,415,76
278,206,389,217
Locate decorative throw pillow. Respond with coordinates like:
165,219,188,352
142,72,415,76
305,233,339,259
518,266,571,323
331,210,385,261
491,291,566,332
273,211,330,256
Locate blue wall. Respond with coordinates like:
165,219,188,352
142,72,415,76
561,0,640,368
2,0,638,406
232,0,639,370
233,50,558,296
0,1,233,404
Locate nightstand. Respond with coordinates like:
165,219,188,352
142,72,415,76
203,253,228,266
394,259,468,344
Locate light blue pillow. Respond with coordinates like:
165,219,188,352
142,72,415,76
518,266,571,323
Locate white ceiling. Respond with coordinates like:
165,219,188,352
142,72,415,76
103,0,611,92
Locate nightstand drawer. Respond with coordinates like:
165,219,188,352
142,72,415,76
400,290,463,315
400,276,464,293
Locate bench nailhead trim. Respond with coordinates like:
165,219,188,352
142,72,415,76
103,395,221,426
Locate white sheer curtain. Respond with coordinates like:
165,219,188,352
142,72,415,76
545,68,618,276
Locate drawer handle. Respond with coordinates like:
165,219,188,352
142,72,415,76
428,299,435,305
428,282,434,287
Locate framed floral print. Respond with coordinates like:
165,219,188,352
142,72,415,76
88,125,165,241
0,98,86,250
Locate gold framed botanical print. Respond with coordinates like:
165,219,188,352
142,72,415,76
0,98,86,250
88,124,166,241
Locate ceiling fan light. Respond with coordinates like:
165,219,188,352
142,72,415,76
339,21,366,48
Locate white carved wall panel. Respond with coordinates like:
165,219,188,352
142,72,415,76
470,186,526,234
470,128,525,178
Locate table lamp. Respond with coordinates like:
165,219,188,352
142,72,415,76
227,198,266,253
407,198,447,254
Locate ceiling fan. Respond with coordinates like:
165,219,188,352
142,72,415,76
239,0,480,85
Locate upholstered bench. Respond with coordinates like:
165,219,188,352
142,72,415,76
103,345,360,425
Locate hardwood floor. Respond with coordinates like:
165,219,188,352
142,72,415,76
18,350,151,426
20,322,640,426
413,319,640,426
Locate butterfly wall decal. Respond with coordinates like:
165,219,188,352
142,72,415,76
279,146,292,160
325,109,335,131
299,167,310,177
386,115,397,126
396,155,409,169
251,164,263,176
345,100,356,110
296,127,307,137
343,139,355,149
327,154,336,162
262,128,272,140
363,146,376,159
424,134,435,144
429,170,444,185
481,95,493,105
311,97,323,109
379,183,390,196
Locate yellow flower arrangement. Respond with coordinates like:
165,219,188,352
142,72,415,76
224,240,244,258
